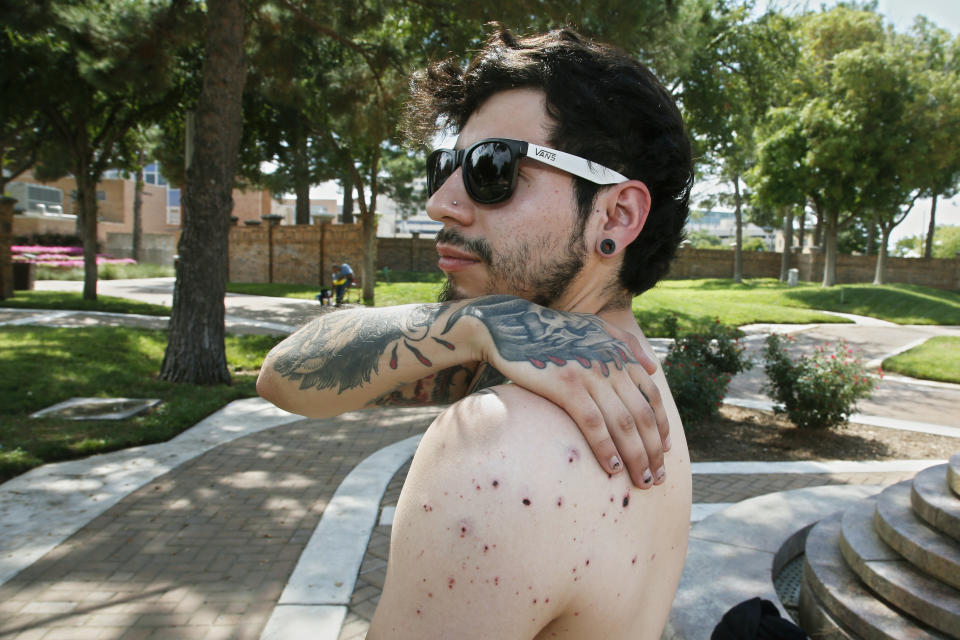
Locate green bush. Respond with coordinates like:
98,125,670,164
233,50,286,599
762,334,878,430
663,315,752,425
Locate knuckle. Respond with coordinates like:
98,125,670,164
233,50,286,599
637,404,657,428
580,410,605,434
616,411,636,433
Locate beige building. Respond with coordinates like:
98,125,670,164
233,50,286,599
10,163,277,265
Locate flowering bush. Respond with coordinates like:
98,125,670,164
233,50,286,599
11,245,135,268
762,334,879,430
663,315,752,425
664,351,732,425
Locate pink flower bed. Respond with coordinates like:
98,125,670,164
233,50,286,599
11,245,136,267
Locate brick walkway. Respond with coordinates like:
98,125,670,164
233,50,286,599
0,409,438,640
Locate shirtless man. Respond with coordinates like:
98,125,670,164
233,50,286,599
258,27,693,639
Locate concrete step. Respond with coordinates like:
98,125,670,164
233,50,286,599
949,453,960,497
875,481,960,591
802,512,948,639
911,463,960,542
839,497,960,637
799,580,857,639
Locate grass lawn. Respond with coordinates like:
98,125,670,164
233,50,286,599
882,336,960,384
0,290,170,315
0,326,283,483
230,276,960,336
633,279,960,335
34,263,175,280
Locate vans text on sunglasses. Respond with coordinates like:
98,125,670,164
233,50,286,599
427,138,628,205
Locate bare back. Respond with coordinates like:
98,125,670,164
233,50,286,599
370,337,691,639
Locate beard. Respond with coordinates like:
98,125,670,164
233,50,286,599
436,226,586,308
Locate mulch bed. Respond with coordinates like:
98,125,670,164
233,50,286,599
686,405,959,462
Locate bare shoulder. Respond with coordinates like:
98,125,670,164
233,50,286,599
370,386,692,640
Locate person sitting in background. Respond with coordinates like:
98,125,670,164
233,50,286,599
332,262,353,306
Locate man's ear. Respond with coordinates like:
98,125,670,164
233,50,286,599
596,180,651,256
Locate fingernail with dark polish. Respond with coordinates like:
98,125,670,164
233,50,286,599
655,466,665,483
643,469,653,485
609,456,622,472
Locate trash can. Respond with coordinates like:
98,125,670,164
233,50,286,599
787,268,799,287
13,262,35,290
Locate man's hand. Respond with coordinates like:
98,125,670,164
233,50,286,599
445,296,670,489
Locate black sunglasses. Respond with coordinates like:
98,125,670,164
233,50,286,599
426,138,628,205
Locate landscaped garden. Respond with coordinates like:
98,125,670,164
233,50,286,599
2,271,958,482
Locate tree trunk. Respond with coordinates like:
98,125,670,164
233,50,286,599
798,207,806,251
924,193,938,259
293,126,310,225
75,169,99,301
813,208,824,251
873,227,891,285
864,211,877,256
341,173,354,224
732,175,742,283
779,206,793,282
821,209,838,287
160,0,246,385
132,150,144,262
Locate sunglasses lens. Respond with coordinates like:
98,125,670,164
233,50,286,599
427,150,456,196
465,141,515,203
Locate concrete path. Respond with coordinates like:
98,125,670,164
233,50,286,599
1,278,958,639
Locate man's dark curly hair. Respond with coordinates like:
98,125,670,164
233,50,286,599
405,26,693,296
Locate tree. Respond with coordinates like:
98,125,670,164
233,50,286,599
907,20,960,259
680,2,798,282
160,0,246,384
2,0,192,299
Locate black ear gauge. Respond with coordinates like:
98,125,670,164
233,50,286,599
600,238,616,255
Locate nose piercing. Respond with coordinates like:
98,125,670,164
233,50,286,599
452,201,458,206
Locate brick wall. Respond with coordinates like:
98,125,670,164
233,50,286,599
376,236,441,272
228,231,960,291
668,248,959,290
228,222,364,287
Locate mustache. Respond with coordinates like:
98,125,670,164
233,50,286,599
436,228,492,265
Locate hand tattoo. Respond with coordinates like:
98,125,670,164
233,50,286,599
443,296,635,377
271,305,448,393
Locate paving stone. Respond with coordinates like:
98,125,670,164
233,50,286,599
0,408,438,640
911,464,960,542
875,481,960,591
840,497,960,637
803,512,947,639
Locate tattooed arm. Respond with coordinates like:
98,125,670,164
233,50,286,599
257,295,668,486
257,302,482,418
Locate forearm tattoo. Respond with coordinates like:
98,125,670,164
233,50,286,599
443,296,636,377
270,305,449,393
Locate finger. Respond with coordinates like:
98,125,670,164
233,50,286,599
631,361,670,453
623,344,670,451
558,394,625,477
621,331,657,375
614,371,665,485
590,383,654,489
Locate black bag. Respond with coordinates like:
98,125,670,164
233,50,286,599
711,598,808,640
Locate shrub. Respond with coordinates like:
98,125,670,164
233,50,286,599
663,315,752,424
762,333,879,430
664,351,732,425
